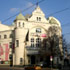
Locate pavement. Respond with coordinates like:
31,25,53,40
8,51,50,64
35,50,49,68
0,64,59,70
61,66,70,70
0,67,59,70
0,65,70,70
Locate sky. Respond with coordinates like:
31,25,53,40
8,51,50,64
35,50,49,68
0,0,70,43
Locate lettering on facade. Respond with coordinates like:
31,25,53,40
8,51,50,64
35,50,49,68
31,33,47,37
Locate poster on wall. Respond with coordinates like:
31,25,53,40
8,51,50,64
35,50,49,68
0,44,9,62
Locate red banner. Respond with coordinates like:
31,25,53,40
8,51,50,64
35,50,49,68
4,44,9,61
0,46,3,56
41,34,47,37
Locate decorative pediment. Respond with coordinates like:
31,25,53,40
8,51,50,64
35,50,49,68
32,6,45,16
28,6,48,23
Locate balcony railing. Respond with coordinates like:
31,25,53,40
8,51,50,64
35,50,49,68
25,46,40,55
26,46,40,50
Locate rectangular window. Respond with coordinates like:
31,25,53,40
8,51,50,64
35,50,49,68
19,22,21,27
9,42,12,48
9,54,12,59
31,43,34,47
31,38,34,42
16,40,19,47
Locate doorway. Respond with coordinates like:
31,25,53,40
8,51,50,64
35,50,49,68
45,56,50,66
31,55,36,64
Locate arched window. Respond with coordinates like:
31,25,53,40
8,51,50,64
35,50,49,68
19,22,21,27
36,38,41,47
37,17,41,21
39,17,41,21
37,17,38,21
4,35,7,39
36,28,41,33
23,23,24,27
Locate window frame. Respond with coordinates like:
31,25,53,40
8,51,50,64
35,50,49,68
9,42,12,48
36,38,41,47
36,28,41,33
4,35,7,39
31,38,34,47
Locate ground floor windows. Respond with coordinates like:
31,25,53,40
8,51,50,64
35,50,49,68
20,58,23,64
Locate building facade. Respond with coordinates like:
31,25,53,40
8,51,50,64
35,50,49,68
0,6,63,66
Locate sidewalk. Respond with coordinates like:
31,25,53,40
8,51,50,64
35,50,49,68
0,64,10,67
0,65,59,70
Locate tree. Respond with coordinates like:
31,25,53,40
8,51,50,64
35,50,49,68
48,26,61,56
62,35,70,66
62,35,68,58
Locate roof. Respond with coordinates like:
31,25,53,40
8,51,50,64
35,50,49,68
32,6,45,16
15,13,25,20
25,14,31,19
48,16,61,26
0,23,10,31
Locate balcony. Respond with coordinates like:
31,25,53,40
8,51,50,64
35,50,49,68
25,46,40,55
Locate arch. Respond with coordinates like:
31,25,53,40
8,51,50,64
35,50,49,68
30,25,48,32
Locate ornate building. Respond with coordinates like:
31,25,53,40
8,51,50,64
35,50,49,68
0,6,63,66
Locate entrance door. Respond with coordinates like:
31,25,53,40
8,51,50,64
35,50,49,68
46,56,50,66
31,55,35,64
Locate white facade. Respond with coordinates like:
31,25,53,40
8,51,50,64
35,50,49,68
0,6,63,65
